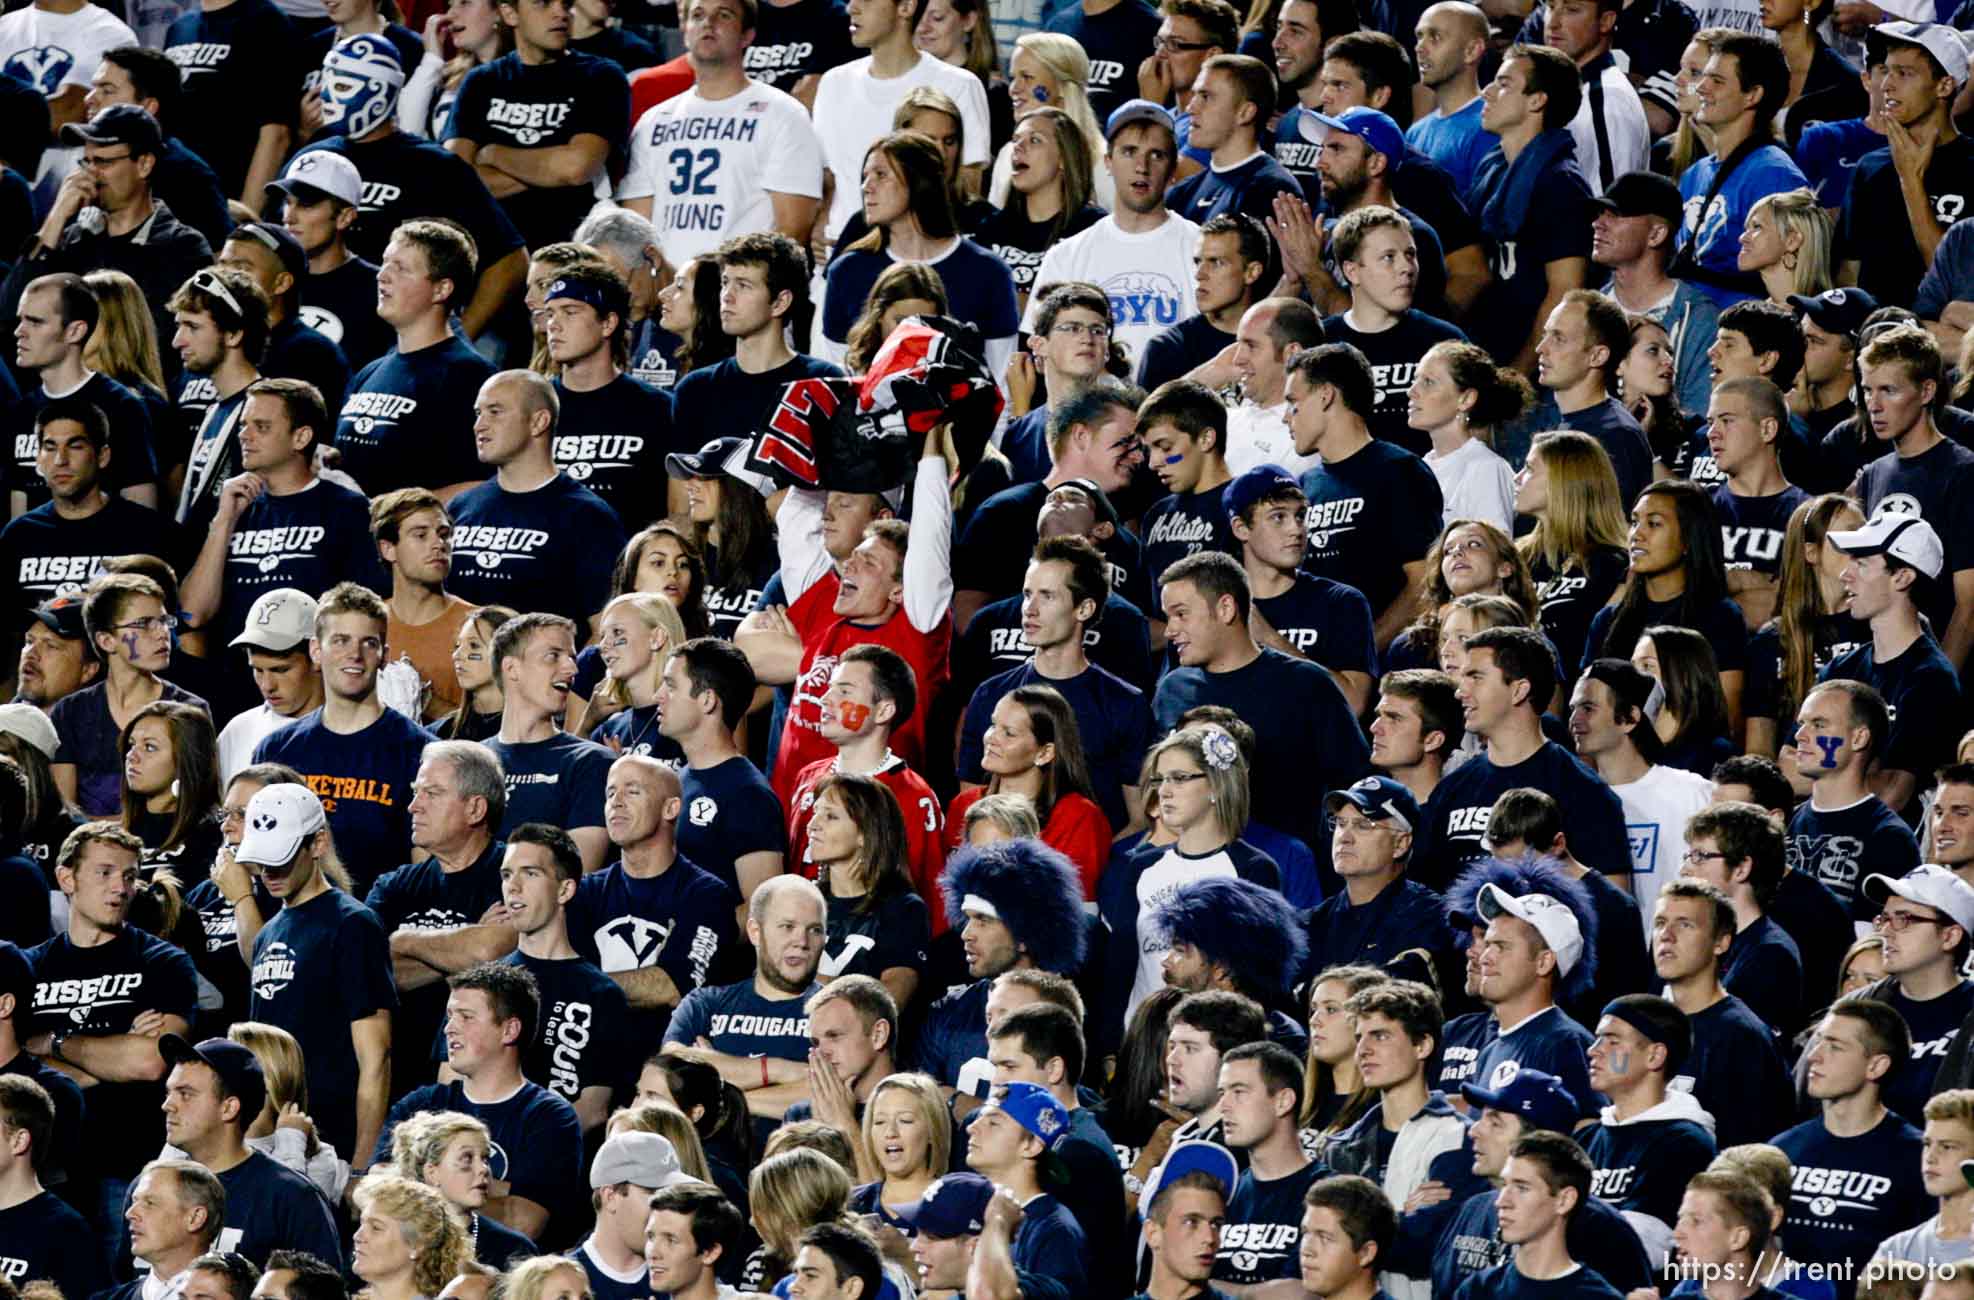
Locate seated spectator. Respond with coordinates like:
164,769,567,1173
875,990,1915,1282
1449,1131,1626,1300
388,1111,536,1269
0,1074,106,1300
1675,801,1803,1037
348,1172,471,1300
1154,876,1306,1054
848,1071,949,1229
109,1160,228,1300
438,606,514,743
216,590,324,785
946,685,1110,897
643,1182,747,1300
1788,680,1920,918
964,1082,1089,1297
214,225,350,414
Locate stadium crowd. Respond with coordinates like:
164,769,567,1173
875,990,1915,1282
10,0,1974,1293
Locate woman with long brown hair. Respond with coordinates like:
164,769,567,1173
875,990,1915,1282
1744,492,1866,758
844,263,950,374
946,685,1110,896
119,700,222,878
658,257,736,379
1515,431,1632,683
977,105,1105,312
441,607,516,742
1633,624,1735,775
674,442,780,642
1386,519,1542,674
804,773,930,1010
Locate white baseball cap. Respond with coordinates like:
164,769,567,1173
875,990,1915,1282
236,783,328,867
590,1132,699,1191
229,589,319,653
1864,864,1974,935
266,150,364,209
1476,884,1585,977
0,703,58,760
1828,511,1945,581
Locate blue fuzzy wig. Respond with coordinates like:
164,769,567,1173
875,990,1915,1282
941,839,1088,974
1152,877,1307,999
1444,853,1599,1004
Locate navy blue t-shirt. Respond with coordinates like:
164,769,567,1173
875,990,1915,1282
1299,439,1443,615
1142,484,1240,582
565,856,742,1003
449,473,627,628
8,372,161,507
0,497,192,644
335,337,496,496
1434,1188,1651,1300
959,660,1154,833
588,704,685,763
364,842,509,935
1041,0,1159,122
670,353,845,459
1857,436,1974,642
263,317,352,414
26,926,198,1178
254,707,437,896
292,132,527,271
665,977,818,1061
1538,396,1654,510
1882,979,1974,1128
1253,571,1378,675
1419,741,1631,888
205,478,386,646
550,374,681,535
1136,314,1234,393
493,949,636,1105
1674,993,1793,1151
1466,155,1596,362
0,1190,106,1298
212,1149,341,1269
299,256,393,372
445,51,631,250
1786,795,1919,918
742,0,857,92
1768,867,1856,1015
487,732,613,839
1822,634,1963,787
1166,152,1304,228
1773,1112,1930,1294
1714,483,1811,580
1320,311,1468,455
822,889,928,982
376,1077,583,1219
1584,595,1749,676
248,888,396,1159
1319,208,1450,319
953,479,1150,615
955,591,1155,697
1581,1115,1716,1234
821,241,1019,350
1215,1161,1322,1285
163,0,302,196
1470,1006,1598,1121
1153,648,1370,851
677,757,787,897
1449,1259,1624,1300
1722,914,1803,1039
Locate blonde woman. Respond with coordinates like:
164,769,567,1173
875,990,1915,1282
496,1257,590,1300
351,1171,471,1300
960,791,1043,846
227,1021,349,1201
80,270,174,431
990,34,1113,210
578,593,689,757
603,1100,715,1185
848,1073,950,1229
1737,188,1832,306
1513,431,1631,682
390,1111,536,1268
748,1148,917,1295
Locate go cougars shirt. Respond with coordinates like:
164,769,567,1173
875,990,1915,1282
664,977,818,1062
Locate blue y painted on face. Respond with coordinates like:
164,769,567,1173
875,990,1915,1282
1816,735,1844,768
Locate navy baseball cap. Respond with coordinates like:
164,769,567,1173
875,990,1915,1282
1460,1065,1579,1134
1223,464,1302,524
30,596,85,641
1789,287,1881,339
159,1034,268,1123
1298,106,1405,162
895,1173,995,1237
1106,98,1177,141
228,221,308,284
1588,171,1684,227
1323,776,1422,835
665,436,748,480
59,103,162,156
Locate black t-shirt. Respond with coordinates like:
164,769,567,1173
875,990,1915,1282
299,256,394,373
955,591,1155,700
1042,0,1159,122
164,0,302,197
1134,312,1233,393
1141,484,1240,583
1528,546,1629,684
1468,158,1596,362
496,949,636,1104
0,1190,106,1300
264,317,351,412
1822,633,1964,784
9,373,161,507
1320,310,1467,454
821,889,929,982
954,479,1149,610
1714,483,1810,580
204,478,387,646
1787,794,1920,917
975,203,1106,297
1252,571,1377,674
1549,397,1654,510
0,497,192,643
743,0,858,93
550,373,682,535
292,134,527,270
1420,740,1633,887
676,757,786,896
212,1149,342,1269
336,336,497,495
1858,435,1974,643
445,51,632,251
1298,438,1443,614
1841,134,1974,308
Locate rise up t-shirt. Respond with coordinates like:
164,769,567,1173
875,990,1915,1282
335,336,495,496
742,0,857,94
549,374,680,535
9,372,160,508
448,473,627,628
0,497,191,643
1299,438,1443,616
1772,1112,1930,1295
206,478,386,647
1419,741,1632,888
1215,1161,1322,1285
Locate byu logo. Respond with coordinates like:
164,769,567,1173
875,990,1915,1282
820,935,876,978
595,916,673,972
252,812,278,832
689,796,717,827
1489,1059,1521,1089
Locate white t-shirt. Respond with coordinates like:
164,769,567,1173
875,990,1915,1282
1570,60,1650,196
1424,435,1515,532
1129,845,1239,1022
1224,399,1318,478
620,78,825,266
0,3,134,98
811,52,991,238
1020,212,1202,363
1611,762,1713,941
217,703,294,785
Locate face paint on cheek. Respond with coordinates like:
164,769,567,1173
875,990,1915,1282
837,701,872,733
121,631,140,660
1163,452,1185,466
1606,1047,1631,1076
1816,735,1844,767
1033,85,1050,101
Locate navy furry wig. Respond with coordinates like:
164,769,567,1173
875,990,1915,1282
1444,853,1599,1004
941,839,1088,974
1152,877,1307,999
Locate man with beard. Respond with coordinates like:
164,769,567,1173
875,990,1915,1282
167,267,267,534
234,783,394,1167
662,875,826,1120
1293,109,1451,321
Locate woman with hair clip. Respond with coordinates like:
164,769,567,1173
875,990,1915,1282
80,270,176,464
1586,479,1748,738
1738,188,1833,306
633,1054,752,1211
1301,965,1387,1150
806,773,931,1010
1095,727,1280,1036
915,0,1010,150
1515,431,1632,684
1385,520,1543,674
578,593,690,760
1744,492,1866,758
1617,315,1694,475
977,106,1106,312
388,1110,535,1267
674,444,780,642
402,0,512,138
350,1171,471,1300
1407,340,1526,532
945,685,1110,896
1632,624,1736,774
442,607,515,742
820,131,1019,378
847,1072,950,1229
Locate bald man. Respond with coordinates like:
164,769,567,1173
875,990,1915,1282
566,754,744,1033
445,368,625,636
1407,2,1493,195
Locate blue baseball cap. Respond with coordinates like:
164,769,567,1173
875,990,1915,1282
1139,1141,1238,1212
895,1173,995,1237
973,1082,1072,1182
1298,106,1406,162
1106,98,1177,141
1223,464,1303,525
1323,775,1422,836
1460,1065,1579,1134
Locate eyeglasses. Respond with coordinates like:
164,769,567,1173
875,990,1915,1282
1328,814,1392,835
1873,911,1948,933
113,614,178,634
82,151,133,170
216,807,248,827
1159,771,1209,786
1679,849,1727,866
1153,34,1214,51
1051,321,1111,339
